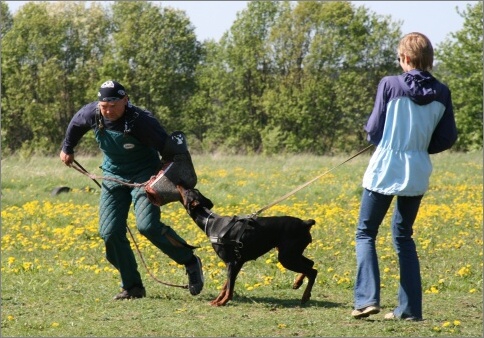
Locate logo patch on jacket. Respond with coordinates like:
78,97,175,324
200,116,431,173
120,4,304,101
123,143,135,150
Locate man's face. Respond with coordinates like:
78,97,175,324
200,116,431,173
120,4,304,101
98,96,128,121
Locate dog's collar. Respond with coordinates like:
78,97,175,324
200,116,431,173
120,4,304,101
204,212,213,235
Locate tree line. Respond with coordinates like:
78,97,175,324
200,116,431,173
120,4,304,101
1,1,482,156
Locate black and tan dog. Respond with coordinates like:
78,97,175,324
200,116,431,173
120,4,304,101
177,186,317,306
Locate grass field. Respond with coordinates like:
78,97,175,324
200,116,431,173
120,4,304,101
1,151,482,337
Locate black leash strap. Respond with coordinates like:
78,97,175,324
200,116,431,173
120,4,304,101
251,144,373,217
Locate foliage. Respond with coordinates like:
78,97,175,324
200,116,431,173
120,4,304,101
1,152,482,336
1,2,111,154
107,2,200,132
1,1,481,155
261,1,401,154
434,2,483,152
1,1,199,154
191,1,402,154
0,1,13,38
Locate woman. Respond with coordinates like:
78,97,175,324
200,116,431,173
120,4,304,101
351,32,457,321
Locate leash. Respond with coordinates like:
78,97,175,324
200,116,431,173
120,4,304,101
126,225,188,289
72,160,102,188
70,160,188,289
71,160,145,188
250,144,373,217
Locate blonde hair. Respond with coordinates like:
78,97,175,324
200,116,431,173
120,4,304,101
398,32,434,71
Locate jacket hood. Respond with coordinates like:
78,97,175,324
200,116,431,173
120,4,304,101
400,69,437,105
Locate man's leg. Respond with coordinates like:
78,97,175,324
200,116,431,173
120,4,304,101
132,186,204,295
99,182,145,299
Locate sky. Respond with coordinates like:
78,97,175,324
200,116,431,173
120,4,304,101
4,1,479,46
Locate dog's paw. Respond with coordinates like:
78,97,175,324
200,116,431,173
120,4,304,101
301,292,311,304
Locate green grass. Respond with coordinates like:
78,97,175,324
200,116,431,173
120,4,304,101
1,151,482,337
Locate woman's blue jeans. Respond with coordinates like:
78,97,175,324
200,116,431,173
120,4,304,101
354,189,423,319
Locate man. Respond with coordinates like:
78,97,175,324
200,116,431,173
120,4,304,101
60,80,203,299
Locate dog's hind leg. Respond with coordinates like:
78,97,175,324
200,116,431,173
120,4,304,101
301,268,317,304
293,273,306,289
278,248,317,304
211,261,243,306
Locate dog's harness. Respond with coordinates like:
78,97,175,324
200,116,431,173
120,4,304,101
206,216,254,259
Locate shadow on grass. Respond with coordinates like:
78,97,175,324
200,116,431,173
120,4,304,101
229,294,341,308
149,292,341,309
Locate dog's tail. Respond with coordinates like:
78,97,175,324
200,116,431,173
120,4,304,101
304,219,316,227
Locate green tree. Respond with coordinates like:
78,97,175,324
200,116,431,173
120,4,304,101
107,1,200,133
201,1,283,154
188,1,401,155
1,1,13,38
262,1,401,154
435,2,483,151
182,40,221,152
2,2,65,154
1,1,111,154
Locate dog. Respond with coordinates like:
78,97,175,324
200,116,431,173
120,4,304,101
177,185,317,306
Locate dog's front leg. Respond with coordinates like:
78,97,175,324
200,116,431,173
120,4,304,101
210,280,228,306
211,261,243,306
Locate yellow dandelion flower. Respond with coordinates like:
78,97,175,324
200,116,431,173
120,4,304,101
457,265,471,277
22,262,33,270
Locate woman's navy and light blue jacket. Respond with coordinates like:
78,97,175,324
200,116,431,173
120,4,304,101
363,69,458,196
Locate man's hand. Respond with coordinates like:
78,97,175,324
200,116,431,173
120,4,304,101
60,151,74,166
